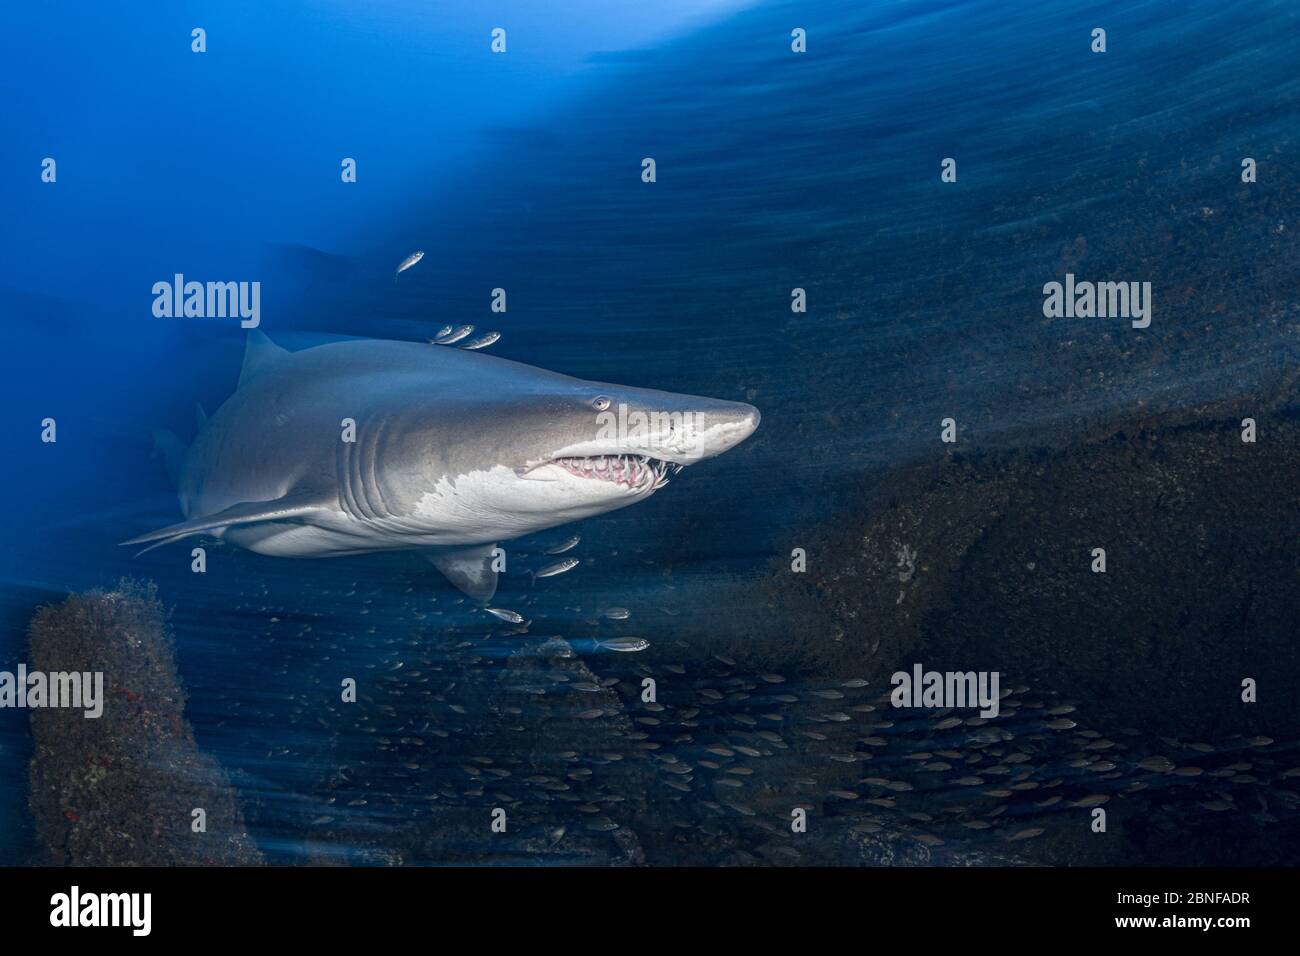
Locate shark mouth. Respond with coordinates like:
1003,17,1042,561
541,454,684,490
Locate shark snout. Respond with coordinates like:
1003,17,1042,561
530,386,760,472
622,397,760,464
689,401,760,461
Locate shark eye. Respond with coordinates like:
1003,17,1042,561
592,396,611,411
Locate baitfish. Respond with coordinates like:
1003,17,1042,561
395,250,424,278
535,557,580,579
461,331,501,350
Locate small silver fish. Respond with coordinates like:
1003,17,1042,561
595,638,649,653
602,607,630,620
395,250,424,278
484,607,523,623
461,331,501,350
545,536,580,555
434,325,474,344
430,325,452,341
535,557,579,579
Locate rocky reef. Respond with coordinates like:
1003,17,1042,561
694,412,1300,865
27,580,262,865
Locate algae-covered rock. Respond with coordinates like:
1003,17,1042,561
27,579,262,865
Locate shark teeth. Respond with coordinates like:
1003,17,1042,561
551,454,680,490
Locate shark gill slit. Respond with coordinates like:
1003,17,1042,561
362,415,392,521
337,428,369,523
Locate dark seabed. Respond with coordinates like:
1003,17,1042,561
1,0,1298,866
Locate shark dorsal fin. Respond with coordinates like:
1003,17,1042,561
425,544,500,602
239,330,290,389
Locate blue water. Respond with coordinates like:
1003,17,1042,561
2,0,1298,863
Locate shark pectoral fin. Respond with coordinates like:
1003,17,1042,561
121,492,331,548
425,544,500,603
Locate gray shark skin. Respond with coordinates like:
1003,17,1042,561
125,332,760,601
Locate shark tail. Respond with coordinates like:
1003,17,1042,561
131,532,196,558
122,492,331,551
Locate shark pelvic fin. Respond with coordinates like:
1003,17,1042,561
424,544,500,603
121,491,331,549
238,329,291,389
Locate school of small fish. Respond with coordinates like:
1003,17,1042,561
200,524,1298,867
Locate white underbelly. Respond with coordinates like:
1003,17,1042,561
223,518,397,557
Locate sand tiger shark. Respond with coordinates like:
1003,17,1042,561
125,332,760,601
